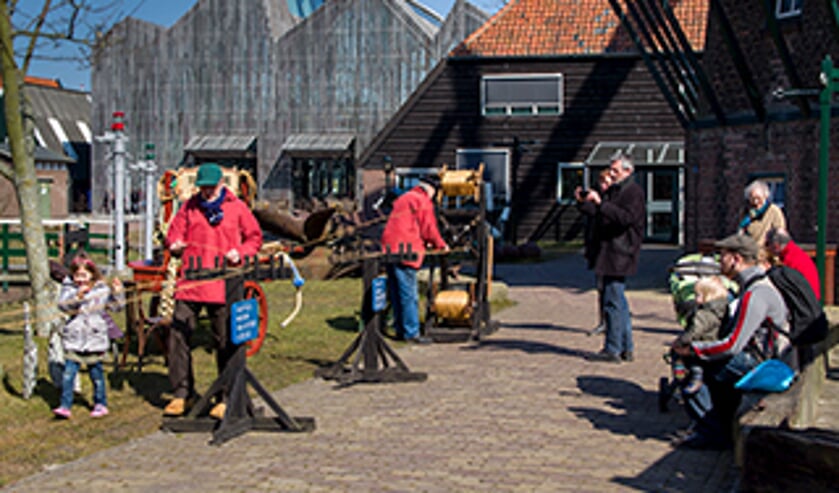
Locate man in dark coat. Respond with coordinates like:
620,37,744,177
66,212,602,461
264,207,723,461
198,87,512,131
579,153,646,363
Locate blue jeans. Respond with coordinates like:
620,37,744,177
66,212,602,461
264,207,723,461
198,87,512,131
602,276,633,355
683,351,759,442
386,264,420,340
60,359,106,409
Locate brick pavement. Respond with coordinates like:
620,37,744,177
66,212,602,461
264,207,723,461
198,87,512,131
5,246,740,492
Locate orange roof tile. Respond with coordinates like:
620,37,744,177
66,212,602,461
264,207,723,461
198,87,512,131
453,0,708,57
0,76,62,89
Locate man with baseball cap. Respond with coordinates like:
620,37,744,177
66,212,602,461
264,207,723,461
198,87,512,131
671,233,789,449
164,163,263,418
381,175,449,343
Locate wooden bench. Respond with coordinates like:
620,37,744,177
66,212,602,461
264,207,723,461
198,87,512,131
735,325,839,491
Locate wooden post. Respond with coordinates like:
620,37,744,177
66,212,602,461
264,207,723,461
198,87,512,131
161,255,315,444
316,246,426,385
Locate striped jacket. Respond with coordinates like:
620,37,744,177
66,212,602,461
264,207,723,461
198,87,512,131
692,266,789,361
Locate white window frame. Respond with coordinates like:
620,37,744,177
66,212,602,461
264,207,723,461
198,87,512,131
776,0,802,19
557,162,586,204
480,73,564,117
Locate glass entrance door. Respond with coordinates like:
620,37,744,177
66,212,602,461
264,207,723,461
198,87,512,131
637,168,680,243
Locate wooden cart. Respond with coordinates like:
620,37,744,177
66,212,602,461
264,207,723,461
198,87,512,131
123,255,269,370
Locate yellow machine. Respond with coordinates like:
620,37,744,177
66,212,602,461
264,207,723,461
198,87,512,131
424,164,498,342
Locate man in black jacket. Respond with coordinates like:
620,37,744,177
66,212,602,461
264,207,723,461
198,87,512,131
578,152,646,363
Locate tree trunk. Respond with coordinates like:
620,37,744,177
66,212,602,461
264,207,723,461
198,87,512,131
0,5,58,336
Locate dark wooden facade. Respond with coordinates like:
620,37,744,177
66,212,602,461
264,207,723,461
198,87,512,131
685,0,839,250
360,55,686,242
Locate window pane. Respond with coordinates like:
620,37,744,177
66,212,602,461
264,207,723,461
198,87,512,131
652,172,674,201
652,212,672,236
485,77,559,104
482,74,563,116
559,167,583,202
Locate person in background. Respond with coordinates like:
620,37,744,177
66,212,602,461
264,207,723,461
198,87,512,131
765,227,821,301
53,256,125,419
164,163,263,418
580,152,646,363
740,180,786,247
381,176,449,344
576,168,613,337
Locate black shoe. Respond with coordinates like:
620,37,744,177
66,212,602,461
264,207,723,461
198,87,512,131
405,336,433,345
621,351,634,362
585,350,621,363
658,377,672,413
587,323,606,336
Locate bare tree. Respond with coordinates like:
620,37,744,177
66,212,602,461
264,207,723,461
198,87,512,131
0,1,125,335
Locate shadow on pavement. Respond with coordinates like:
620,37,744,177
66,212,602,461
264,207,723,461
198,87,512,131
498,322,590,335
494,245,683,294
569,375,679,441
467,337,590,359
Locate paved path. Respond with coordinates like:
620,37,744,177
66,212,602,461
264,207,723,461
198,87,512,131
6,246,740,492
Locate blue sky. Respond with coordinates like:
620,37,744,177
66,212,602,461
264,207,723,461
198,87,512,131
20,0,497,91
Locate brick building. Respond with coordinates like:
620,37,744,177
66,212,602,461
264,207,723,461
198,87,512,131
681,0,839,248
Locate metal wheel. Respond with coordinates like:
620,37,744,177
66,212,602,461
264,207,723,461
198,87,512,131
244,280,268,357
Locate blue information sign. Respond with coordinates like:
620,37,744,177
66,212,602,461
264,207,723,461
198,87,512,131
231,298,259,344
371,275,388,312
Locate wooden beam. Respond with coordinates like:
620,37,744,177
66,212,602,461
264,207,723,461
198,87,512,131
608,0,692,128
827,0,839,40
742,427,839,491
652,0,728,125
624,0,697,119
708,0,767,122
635,0,701,114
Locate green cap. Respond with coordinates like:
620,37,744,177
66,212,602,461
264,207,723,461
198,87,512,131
195,163,222,187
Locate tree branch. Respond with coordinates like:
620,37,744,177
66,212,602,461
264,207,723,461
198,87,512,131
20,0,51,75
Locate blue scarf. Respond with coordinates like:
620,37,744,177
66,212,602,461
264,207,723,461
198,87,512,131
739,201,770,231
199,188,226,226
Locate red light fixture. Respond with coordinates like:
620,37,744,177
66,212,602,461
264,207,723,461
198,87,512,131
111,111,125,131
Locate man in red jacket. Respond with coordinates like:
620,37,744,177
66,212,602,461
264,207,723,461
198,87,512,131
381,176,448,343
765,227,821,301
164,163,263,417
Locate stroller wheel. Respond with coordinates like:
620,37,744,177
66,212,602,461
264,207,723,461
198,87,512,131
658,377,671,413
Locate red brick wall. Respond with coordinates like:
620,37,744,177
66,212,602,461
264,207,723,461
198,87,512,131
0,168,69,219
700,0,839,117
687,0,839,302
685,119,835,248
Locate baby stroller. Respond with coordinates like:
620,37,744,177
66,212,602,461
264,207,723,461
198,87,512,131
658,252,738,412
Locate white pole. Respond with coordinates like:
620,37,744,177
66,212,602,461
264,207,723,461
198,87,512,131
112,112,127,272
144,160,157,262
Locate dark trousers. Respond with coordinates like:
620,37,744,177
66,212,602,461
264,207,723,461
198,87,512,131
168,300,236,400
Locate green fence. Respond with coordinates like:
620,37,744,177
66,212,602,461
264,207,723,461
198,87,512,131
0,222,114,292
